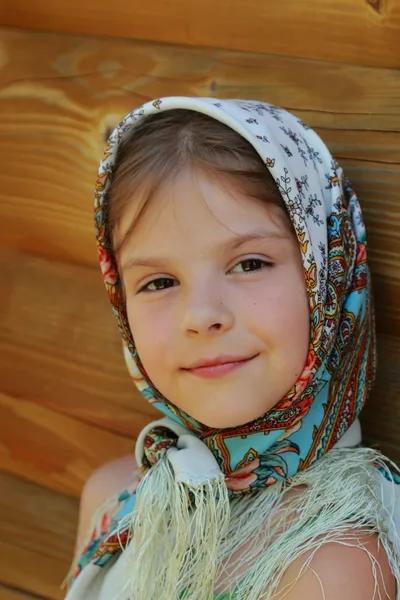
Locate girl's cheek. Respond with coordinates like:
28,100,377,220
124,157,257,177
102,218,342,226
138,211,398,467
244,276,308,337
240,278,295,317
128,304,173,362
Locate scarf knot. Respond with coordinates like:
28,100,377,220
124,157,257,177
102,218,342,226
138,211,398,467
138,418,224,486
142,426,178,469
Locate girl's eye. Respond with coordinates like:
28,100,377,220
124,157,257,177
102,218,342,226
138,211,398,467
231,258,273,273
137,259,272,292
139,277,177,293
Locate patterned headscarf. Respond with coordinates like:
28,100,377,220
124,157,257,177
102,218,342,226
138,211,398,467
96,96,375,490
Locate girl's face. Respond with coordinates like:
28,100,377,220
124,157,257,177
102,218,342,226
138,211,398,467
117,168,310,428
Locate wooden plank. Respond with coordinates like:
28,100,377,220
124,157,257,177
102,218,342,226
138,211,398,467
0,0,399,68
0,585,44,599
1,28,399,133
341,160,400,337
1,152,397,278
0,28,398,270
0,248,159,438
0,391,137,497
0,248,398,463
361,336,400,465
0,472,77,600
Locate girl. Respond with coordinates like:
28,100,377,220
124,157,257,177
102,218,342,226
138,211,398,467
64,97,400,600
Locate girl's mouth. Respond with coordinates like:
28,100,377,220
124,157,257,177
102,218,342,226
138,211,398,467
182,354,258,379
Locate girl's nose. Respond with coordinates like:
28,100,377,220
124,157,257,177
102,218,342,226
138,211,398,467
180,296,234,337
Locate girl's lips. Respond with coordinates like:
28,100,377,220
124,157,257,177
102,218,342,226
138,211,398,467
183,355,258,379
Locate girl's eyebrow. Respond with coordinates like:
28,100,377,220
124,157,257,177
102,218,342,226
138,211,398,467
121,230,290,272
228,230,290,251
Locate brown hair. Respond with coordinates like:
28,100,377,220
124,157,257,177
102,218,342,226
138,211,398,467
106,109,290,256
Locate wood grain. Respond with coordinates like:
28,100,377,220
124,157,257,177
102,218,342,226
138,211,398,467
0,391,137,497
342,160,400,336
0,0,399,68
0,248,159,437
0,472,77,599
361,336,400,464
0,585,44,600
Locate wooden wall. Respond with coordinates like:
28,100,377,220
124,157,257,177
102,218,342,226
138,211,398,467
1,0,399,68
0,2,399,597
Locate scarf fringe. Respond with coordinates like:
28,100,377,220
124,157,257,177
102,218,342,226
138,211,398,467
64,448,399,599
215,448,400,599
118,455,230,599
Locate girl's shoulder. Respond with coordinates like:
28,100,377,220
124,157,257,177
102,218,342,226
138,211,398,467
269,455,399,599
74,454,140,554
272,528,396,599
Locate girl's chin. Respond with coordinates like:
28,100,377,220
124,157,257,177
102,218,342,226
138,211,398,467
182,408,271,430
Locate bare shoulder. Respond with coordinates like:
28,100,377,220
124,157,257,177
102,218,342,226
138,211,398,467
75,454,140,552
81,454,139,499
273,530,396,600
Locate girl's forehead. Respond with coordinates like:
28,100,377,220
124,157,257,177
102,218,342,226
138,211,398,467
116,167,292,254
